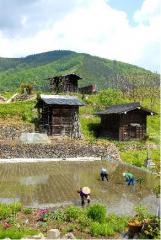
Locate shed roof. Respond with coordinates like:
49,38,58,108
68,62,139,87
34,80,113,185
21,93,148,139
40,95,85,106
95,102,156,115
48,73,82,81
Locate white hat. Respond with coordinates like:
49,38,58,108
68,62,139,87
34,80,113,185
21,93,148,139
82,187,91,194
123,173,126,176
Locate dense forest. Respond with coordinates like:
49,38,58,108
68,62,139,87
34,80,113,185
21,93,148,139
0,50,159,92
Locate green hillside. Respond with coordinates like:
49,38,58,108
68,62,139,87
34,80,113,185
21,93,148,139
0,50,159,91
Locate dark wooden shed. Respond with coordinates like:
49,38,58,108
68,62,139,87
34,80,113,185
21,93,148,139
36,95,84,138
48,74,82,93
95,102,156,141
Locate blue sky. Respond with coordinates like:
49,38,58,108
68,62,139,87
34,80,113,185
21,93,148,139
108,0,143,22
0,0,160,72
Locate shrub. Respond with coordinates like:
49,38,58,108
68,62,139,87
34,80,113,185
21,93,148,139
134,205,151,222
87,204,106,223
98,89,123,106
90,222,101,237
78,214,92,232
0,202,21,220
9,202,22,213
65,223,77,233
64,206,83,222
90,222,115,237
20,83,33,95
106,214,129,233
23,208,32,215
0,204,12,220
49,209,65,221
140,216,160,239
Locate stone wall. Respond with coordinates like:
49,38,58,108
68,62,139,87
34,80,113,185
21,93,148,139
0,124,35,140
0,140,120,160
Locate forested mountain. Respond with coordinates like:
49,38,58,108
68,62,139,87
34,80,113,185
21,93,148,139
0,50,159,91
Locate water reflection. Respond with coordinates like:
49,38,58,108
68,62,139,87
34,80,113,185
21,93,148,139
20,175,49,185
0,197,20,204
0,160,159,215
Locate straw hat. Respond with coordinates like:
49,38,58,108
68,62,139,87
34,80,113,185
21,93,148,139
82,186,91,194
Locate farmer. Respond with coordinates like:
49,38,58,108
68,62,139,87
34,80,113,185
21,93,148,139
77,187,91,207
123,172,135,185
100,167,108,181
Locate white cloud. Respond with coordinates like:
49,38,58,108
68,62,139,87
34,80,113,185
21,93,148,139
134,0,161,24
0,0,160,72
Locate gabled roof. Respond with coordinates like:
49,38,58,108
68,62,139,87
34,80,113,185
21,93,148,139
40,95,85,106
95,102,156,115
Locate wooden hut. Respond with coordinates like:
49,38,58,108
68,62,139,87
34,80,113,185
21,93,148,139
48,74,82,93
79,84,97,94
36,95,84,138
95,102,156,141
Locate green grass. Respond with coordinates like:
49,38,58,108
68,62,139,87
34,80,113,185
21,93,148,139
80,116,100,142
0,227,38,239
147,115,160,144
0,92,15,99
0,100,36,122
120,148,160,167
0,202,22,220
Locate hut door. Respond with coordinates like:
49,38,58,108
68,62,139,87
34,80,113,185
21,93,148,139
130,126,137,139
52,110,64,135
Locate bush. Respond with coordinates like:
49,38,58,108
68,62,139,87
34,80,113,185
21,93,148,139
77,213,92,232
23,208,32,215
0,202,21,220
87,204,106,223
106,214,129,233
90,222,115,237
9,202,22,213
64,206,83,222
98,89,124,106
140,216,160,239
134,205,151,222
49,209,65,221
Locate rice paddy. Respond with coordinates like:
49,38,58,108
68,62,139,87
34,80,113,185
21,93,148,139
0,160,159,215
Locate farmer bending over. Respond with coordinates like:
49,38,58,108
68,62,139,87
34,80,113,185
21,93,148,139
77,187,91,207
123,172,135,185
100,167,108,181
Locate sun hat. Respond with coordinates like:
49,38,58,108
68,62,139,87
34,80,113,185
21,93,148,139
82,186,91,194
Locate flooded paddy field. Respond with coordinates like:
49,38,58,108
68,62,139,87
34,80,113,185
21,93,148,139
0,160,159,215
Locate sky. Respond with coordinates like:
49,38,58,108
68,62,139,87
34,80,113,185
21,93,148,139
0,0,160,72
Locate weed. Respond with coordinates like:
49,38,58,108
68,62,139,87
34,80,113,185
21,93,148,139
64,206,83,222
90,222,115,237
23,208,32,215
49,209,65,221
87,204,106,223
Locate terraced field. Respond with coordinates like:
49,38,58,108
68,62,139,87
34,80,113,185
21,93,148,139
0,160,159,215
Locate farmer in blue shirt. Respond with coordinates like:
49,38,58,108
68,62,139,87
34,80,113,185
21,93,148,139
123,172,135,185
100,167,108,181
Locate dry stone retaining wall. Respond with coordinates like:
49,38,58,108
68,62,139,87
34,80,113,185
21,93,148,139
0,124,34,140
0,141,120,160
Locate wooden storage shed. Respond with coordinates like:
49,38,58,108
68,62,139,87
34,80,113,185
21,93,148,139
95,102,156,141
36,95,84,138
48,74,82,93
